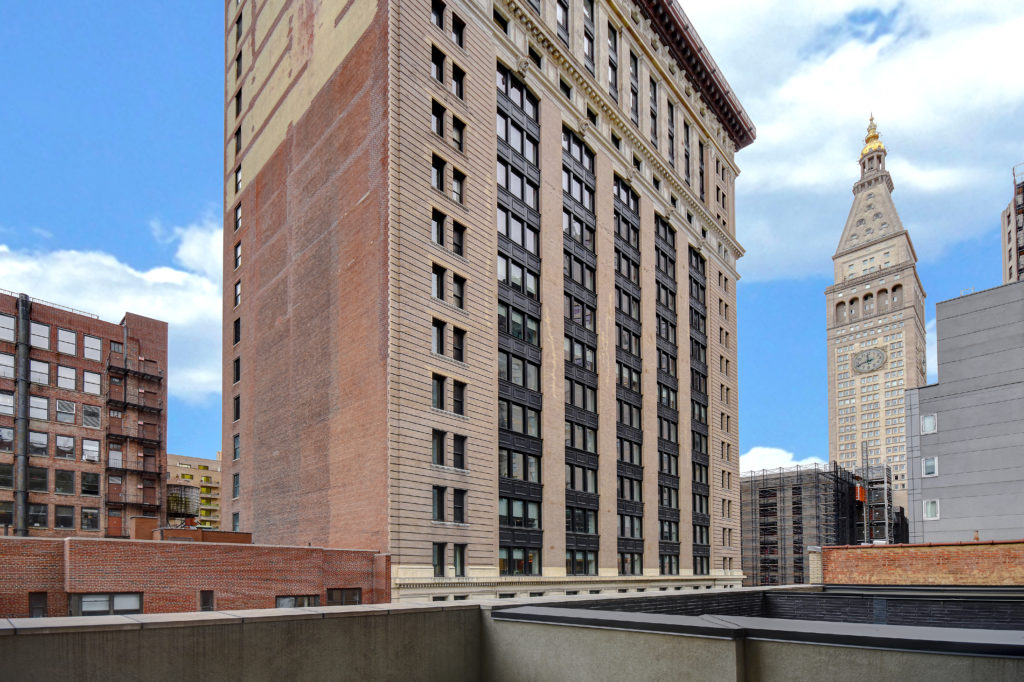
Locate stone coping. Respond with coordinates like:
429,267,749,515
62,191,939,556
0,602,478,635
490,607,1024,658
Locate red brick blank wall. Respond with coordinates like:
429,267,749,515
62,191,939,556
234,0,391,552
60,540,386,613
0,539,65,617
823,541,1024,586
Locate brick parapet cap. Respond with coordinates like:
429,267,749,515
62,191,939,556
824,539,1024,550
0,535,389,557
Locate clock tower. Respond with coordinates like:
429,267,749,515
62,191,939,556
825,118,927,510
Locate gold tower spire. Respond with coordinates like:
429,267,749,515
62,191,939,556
861,114,885,157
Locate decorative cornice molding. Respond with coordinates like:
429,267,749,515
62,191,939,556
502,0,745,266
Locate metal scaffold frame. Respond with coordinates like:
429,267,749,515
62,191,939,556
740,462,857,586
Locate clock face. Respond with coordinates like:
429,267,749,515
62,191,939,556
853,348,886,373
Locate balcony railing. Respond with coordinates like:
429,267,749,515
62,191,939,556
106,353,164,381
107,385,163,412
107,421,162,444
107,456,161,474
106,491,161,507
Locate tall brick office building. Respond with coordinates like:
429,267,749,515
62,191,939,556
224,0,752,599
0,292,168,538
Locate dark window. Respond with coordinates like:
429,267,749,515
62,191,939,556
432,429,446,465
232,512,240,531
454,544,466,577
233,395,240,421
452,117,465,151
432,264,446,299
0,501,12,526
493,9,508,33
55,470,74,494
233,357,241,383
28,504,47,528
431,46,445,82
55,506,74,529
451,65,464,98
29,592,47,618
431,0,444,28
432,319,446,354
432,374,445,410
453,381,465,415
233,318,241,344
326,588,362,605
432,486,445,521
453,489,466,523
452,222,464,256
452,328,465,362
452,435,466,469
432,100,445,136
451,15,465,47
81,473,100,496
200,591,215,611
433,542,446,577
452,275,465,308
431,209,445,245
28,467,48,492
431,155,446,192
0,462,11,487
233,434,240,460
232,473,240,498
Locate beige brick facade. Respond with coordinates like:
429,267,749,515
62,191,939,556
224,0,750,600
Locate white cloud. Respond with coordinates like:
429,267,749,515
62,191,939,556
0,217,222,403
680,1,1024,281
740,446,826,474
925,317,937,383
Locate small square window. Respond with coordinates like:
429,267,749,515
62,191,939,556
83,335,101,361
29,395,49,420
30,322,50,350
83,405,101,428
923,499,940,520
57,329,76,355
55,505,75,530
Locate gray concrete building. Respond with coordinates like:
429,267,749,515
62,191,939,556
906,280,1024,542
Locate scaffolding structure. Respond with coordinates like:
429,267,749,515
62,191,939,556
852,465,900,543
740,463,857,586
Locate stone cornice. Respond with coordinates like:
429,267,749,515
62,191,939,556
501,0,745,270
632,0,756,151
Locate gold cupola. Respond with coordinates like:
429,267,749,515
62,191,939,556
860,115,885,157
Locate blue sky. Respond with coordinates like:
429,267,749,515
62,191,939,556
1,3,1022,466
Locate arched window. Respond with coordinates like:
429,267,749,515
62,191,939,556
835,302,846,324
891,285,902,308
877,288,889,312
863,293,874,315
848,297,859,319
